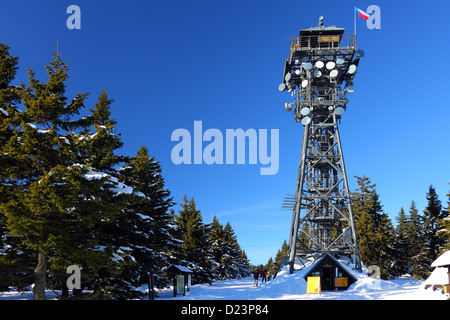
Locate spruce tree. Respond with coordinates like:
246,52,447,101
113,145,175,298
405,201,427,279
1,49,127,299
173,196,214,284
209,216,226,280
222,221,250,279
0,42,36,292
392,207,410,277
352,176,395,279
274,240,288,275
421,185,446,275
1,51,90,299
437,188,450,252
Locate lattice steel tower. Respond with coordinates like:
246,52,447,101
279,17,363,273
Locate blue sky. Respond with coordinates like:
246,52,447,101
1,0,450,265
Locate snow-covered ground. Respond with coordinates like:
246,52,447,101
158,261,449,300
158,274,446,300
1,262,448,300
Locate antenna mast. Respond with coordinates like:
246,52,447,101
279,17,364,274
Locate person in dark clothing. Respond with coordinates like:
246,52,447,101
253,271,259,286
261,270,267,283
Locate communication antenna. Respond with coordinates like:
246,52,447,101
279,17,364,274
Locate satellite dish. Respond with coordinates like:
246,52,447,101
300,107,310,116
285,73,292,82
301,79,309,88
326,61,336,70
278,83,287,92
346,85,354,93
329,69,338,78
315,61,324,69
302,116,311,125
303,62,313,71
294,59,300,64
348,64,357,74
356,49,365,58
336,58,345,65
295,69,301,75
285,103,292,112
335,107,345,115
314,70,322,77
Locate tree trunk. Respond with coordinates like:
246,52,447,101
33,250,47,300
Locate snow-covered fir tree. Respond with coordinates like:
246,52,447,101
112,145,176,298
172,196,215,285
351,176,395,279
209,217,250,280
421,185,446,275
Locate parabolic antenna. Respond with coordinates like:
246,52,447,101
285,73,292,82
300,107,310,116
278,83,286,91
326,61,336,70
285,103,292,112
301,116,311,125
336,58,345,65
329,69,338,78
356,49,365,58
314,70,322,77
348,64,357,74
335,107,345,115
315,61,324,69
301,79,309,88
295,69,301,75
303,62,313,71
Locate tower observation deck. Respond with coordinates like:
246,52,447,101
279,17,363,274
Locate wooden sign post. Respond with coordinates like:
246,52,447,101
306,276,321,296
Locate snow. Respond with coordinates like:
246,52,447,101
155,259,449,301
1,267,448,300
170,265,194,273
154,270,447,300
424,267,449,286
431,250,450,268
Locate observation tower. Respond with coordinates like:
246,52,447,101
279,17,363,274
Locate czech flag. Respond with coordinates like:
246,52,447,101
355,7,369,20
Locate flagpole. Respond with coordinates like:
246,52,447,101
354,7,357,37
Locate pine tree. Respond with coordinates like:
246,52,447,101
172,196,214,284
421,185,446,275
352,176,395,279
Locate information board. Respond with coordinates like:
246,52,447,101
306,276,321,296
177,275,185,294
